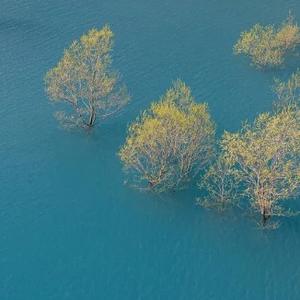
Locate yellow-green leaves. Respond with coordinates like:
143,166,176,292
234,14,300,68
220,107,300,226
80,26,113,50
274,69,300,109
119,80,215,192
162,80,194,109
45,25,129,129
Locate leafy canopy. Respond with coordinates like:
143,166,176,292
45,25,129,128
234,13,300,68
119,80,215,192
221,107,300,225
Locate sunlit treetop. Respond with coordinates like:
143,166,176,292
220,107,300,227
234,13,300,68
45,25,129,129
119,80,215,192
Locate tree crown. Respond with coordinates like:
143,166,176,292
220,107,300,224
234,13,300,68
45,25,129,128
119,80,215,192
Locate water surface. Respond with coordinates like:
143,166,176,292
1,0,300,299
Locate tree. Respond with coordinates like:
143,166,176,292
119,80,215,192
221,107,300,227
274,69,300,109
198,154,239,211
45,25,129,129
234,13,300,68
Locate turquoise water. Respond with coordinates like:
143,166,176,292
1,0,300,299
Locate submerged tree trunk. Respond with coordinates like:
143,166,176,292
261,205,271,227
88,108,96,127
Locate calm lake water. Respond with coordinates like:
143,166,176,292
1,0,300,299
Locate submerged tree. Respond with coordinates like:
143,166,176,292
119,80,215,192
234,13,300,68
45,25,129,129
221,107,300,227
198,155,239,211
274,69,300,109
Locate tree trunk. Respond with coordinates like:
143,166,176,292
88,108,96,127
262,206,270,226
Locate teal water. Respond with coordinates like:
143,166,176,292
1,1,300,299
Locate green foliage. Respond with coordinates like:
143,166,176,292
234,13,300,68
221,107,300,226
274,69,300,109
45,25,129,128
119,80,215,192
